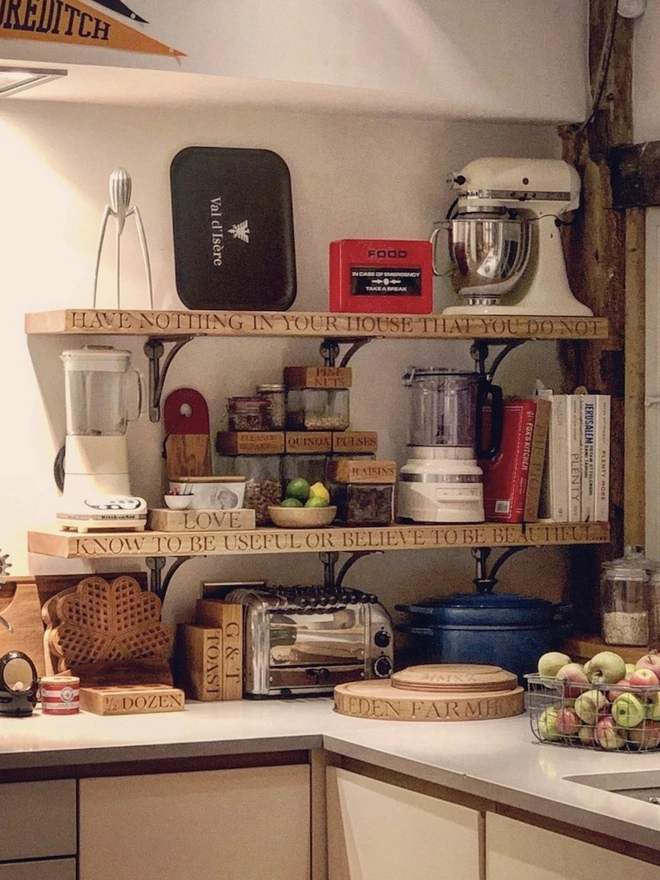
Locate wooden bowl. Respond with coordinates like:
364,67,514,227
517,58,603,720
268,505,337,529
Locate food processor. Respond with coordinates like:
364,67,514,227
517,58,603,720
397,368,502,523
56,345,147,531
431,157,593,316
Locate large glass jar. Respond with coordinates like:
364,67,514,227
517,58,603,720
648,568,660,648
600,546,653,646
224,455,282,525
285,388,349,431
331,481,394,526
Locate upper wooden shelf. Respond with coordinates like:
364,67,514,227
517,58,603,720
28,521,610,560
24,310,610,341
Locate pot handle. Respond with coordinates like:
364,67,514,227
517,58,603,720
552,603,573,623
395,624,436,637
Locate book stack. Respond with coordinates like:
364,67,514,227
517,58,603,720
479,398,551,524
542,391,611,523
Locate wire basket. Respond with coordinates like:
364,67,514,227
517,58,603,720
525,673,660,752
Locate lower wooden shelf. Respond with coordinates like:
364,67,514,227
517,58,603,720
28,521,610,560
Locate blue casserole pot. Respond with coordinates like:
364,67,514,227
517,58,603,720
395,594,572,685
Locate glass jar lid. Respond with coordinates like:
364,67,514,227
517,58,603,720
256,384,286,392
601,545,657,580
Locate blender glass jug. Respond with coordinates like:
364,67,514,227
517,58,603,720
61,346,140,436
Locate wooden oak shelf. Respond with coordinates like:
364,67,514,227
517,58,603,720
28,521,610,560
24,309,610,341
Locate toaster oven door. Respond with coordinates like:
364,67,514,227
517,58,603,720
270,606,367,668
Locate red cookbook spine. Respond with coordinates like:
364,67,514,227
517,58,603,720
479,400,539,524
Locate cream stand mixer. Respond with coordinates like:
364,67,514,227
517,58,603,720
432,157,593,316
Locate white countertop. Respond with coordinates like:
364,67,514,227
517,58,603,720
2,698,660,853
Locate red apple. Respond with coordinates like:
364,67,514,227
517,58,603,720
578,725,597,747
628,667,660,693
555,663,589,699
635,651,660,681
555,706,581,737
607,679,631,702
595,715,626,750
627,720,660,750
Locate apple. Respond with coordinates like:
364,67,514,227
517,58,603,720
625,662,637,678
628,667,660,693
627,720,660,750
635,651,660,680
555,706,581,737
574,689,608,725
538,706,562,741
578,725,597,747
645,692,660,721
607,679,631,702
595,715,626,750
555,663,589,699
611,692,646,728
584,651,626,685
537,651,572,679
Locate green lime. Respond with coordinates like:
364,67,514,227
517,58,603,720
286,477,311,503
280,497,304,508
304,496,329,509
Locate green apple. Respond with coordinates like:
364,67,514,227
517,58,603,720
538,706,562,741
612,692,646,728
574,689,608,725
584,651,626,685
537,651,572,679
645,692,660,721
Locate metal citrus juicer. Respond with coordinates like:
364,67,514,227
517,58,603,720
431,157,593,316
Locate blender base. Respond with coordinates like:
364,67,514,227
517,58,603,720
396,481,484,524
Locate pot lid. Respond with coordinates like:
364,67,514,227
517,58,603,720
416,593,553,610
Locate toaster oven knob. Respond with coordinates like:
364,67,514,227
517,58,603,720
374,629,391,648
373,656,392,678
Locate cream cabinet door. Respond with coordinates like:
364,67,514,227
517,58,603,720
487,813,660,880
79,764,310,880
326,766,481,880
0,859,76,880
0,780,76,862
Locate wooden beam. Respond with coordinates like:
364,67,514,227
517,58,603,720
611,141,660,208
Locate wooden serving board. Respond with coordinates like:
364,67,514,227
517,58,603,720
334,662,525,722
163,388,212,480
390,664,518,693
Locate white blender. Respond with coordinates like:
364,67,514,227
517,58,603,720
432,157,593,316
397,368,502,523
57,346,147,531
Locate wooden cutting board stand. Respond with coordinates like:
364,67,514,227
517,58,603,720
334,664,524,722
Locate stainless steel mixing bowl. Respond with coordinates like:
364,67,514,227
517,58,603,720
432,215,531,306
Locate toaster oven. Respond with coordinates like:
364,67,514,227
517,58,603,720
225,585,394,697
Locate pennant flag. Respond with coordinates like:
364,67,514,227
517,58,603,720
92,1,148,24
0,0,185,57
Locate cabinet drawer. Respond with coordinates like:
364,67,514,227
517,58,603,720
0,859,76,880
0,781,76,861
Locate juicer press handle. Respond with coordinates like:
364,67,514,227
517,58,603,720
475,376,503,460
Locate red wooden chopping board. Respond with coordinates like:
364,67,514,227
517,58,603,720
163,387,212,480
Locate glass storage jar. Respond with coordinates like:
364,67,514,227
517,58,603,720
648,567,660,648
256,384,286,431
330,482,394,526
227,396,273,432
224,454,282,525
600,546,653,646
285,388,350,431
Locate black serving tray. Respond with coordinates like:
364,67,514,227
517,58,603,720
170,146,297,311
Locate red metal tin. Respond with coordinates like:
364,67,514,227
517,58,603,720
329,239,433,314
40,675,80,715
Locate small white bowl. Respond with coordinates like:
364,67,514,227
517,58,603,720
169,477,246,510
164,494,192,510
268,505,337,529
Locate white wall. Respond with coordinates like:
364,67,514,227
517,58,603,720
631,2,660,142
0,95,573,628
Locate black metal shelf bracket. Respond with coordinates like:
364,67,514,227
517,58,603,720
470,339,528,378
144,336,194,422
320,337,373,367
471,546,530,593
146,555,192,601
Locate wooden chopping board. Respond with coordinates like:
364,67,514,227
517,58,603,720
163,388,212,480
334,664,524,722
0,582,47,677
